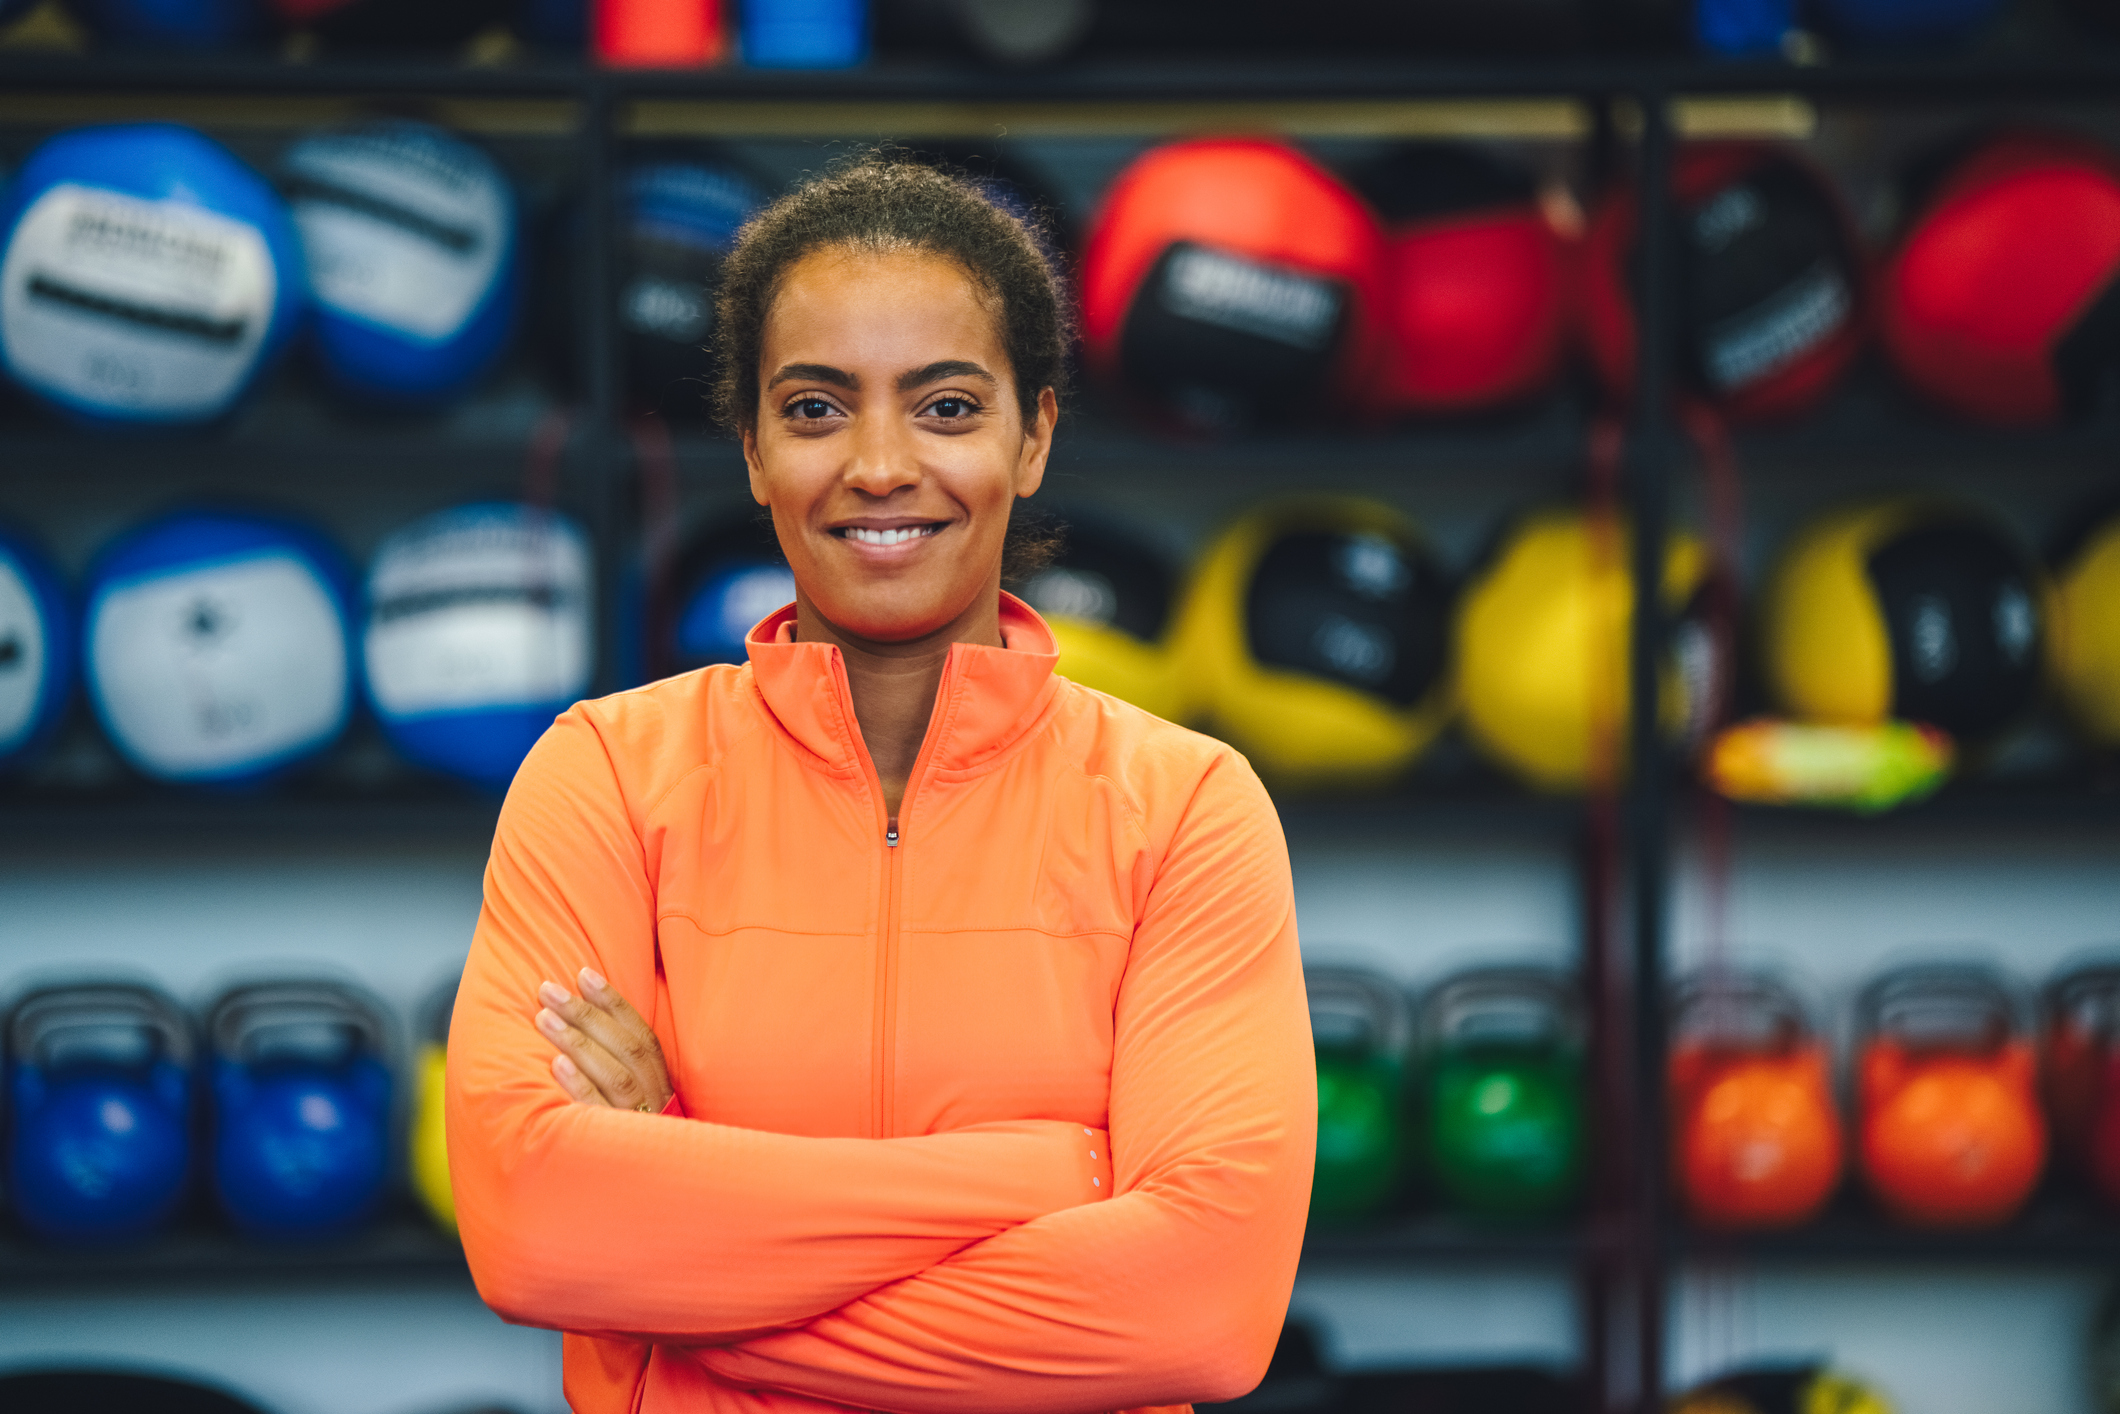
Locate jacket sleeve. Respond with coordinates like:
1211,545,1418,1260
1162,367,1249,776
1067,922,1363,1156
689,750,1316,1413
448,706,1112,1344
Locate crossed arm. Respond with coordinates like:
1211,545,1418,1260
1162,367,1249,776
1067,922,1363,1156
446,709,1315,1409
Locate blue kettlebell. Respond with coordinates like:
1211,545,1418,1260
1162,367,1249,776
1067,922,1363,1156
208,980,392,1239
6,982,194,1243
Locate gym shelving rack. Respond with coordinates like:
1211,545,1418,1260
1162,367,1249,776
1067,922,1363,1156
4,41,2120,1414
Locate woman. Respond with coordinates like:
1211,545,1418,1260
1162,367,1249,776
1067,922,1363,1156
446,154,1315,1414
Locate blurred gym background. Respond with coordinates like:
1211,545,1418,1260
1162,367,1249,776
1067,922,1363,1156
3,4,2120,1414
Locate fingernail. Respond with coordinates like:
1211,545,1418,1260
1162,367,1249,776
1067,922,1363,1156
580,968,607,993
554,1054,579,1080
539,981,570,1007
536,1008,563,1035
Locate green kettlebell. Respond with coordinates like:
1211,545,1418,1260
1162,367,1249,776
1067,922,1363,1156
1307,968,1411,1224
1421,967,1585,1221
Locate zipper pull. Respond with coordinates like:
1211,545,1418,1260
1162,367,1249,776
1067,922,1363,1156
885,825,899,847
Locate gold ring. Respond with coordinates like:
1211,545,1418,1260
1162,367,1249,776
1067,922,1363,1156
636,1099,656,1113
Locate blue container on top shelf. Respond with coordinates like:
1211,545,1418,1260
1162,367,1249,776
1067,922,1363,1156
741,0,866,67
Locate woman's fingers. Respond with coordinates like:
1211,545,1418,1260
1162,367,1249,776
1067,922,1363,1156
535,1001,655,1110
551,1052,607,1106
533,975,671,1112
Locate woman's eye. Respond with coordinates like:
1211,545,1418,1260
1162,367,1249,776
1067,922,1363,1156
792,398,836,420
929,398,973,419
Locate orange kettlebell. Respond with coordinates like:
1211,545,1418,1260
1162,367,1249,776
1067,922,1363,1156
1670,971,1844,1229
1857,966,2046,1227
2043,964,2120,1208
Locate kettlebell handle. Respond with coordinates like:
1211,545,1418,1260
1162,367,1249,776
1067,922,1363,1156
1857,965,2019,1053
1420,966,1583,1051
1669,970,1812,1052
7,983,194,1070
1304,967,1412,1058
208,979,390,1066
2047,964,2120,1043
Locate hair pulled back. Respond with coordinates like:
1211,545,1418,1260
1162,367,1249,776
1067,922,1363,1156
712,149,1073,433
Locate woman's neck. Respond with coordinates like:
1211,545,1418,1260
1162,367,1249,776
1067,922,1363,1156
794,588,1004,820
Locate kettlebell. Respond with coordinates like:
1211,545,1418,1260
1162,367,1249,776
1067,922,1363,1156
1857,965,2046,1227
1418,967,1585,1221
208,980,393,1239
2042,964,2120,1209
1306,967,1410,1224
409,977,457,1233
5,982,194,1243
1670,971,1844,1229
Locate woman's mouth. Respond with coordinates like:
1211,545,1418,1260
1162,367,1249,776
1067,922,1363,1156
838,523,945,546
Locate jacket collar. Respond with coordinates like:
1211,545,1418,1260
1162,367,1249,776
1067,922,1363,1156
744,592,1061,779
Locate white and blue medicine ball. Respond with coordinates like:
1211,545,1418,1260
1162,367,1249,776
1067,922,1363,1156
85,511,354,787
667,518,793,672
620,157,766,421
0,125,305,428
282,122,521,405
363,503,592,791
0,526,74,772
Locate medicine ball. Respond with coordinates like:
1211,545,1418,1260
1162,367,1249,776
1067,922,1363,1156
0,1370,272,1414
1080,138,1387,429
2050,504,2120,747
1348,144,1570,418
0,125,304,427
263,0,509,46
66,0,257,48
85,509,355,787
409,975,456,1232
1672,1367,1895,1414
208,979,393,1238
6,982,194,1243
1455,508,1711,793
1173,497,1453,790
1759,499,2043,750
1582,143,1866,422
0,525,74,772
1857,965,2046,1227
616,153,767,423
1815,0,2002,47
282,121,521,405
1882,132,2120,425
662,515,793,675
364,502,593,792
1012,514,1185,721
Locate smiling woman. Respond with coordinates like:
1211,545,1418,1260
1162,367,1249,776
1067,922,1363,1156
443,152,1317,1414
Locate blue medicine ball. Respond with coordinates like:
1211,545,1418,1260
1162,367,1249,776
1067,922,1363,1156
666,517,793,673
1815,0,2003,44
0,125,305,428
84,510,354,787
619,157,766,421
6,983,195,1244
67,0,256,49
364,502,592,790
0,526,74,772
208,980,392,1239
282,122,521,405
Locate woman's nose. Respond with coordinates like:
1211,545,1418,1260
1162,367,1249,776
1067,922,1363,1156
841,410,922,497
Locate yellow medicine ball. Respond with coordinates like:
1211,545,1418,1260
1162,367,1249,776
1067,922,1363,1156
1172,496,1454,790
1455,507,1708,793
1014,514,1187,722
1674,1367,1894,1414
410,980,457,1233
1760,498,2043,748
2050,510,2120,746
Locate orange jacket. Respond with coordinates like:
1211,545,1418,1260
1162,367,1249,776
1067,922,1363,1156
447,594,1314,1414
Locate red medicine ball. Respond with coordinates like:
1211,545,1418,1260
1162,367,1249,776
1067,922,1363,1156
1080,137,1387,427
1582,143,1867,423
1352,144,1571,417
1882,131,2120,426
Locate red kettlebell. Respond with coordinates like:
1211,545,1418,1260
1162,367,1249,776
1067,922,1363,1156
1670,971,1845,1229
1857,966,2046,1227
2043,964,2120,1207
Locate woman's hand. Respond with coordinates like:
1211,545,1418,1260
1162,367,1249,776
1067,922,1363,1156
534,968,674,1113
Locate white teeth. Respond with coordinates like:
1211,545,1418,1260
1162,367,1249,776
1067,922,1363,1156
846,525,937,546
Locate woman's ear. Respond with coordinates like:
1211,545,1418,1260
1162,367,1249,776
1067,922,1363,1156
1015,386,1058,500
742,422,770,506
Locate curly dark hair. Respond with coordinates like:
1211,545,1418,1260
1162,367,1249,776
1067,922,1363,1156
711,148,1073,433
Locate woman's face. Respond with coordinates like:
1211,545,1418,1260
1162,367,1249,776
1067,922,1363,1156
743,245,1057,646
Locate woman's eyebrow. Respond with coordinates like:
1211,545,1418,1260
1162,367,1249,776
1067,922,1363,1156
897,360,996,391
769,363,858,390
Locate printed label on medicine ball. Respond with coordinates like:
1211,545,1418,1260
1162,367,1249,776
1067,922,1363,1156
365,509,591,716
0,185,276,418
676,561,794,666
92,553,348,777
622,273,711,345
1017,529,1174,643
0,556,48,749
1682,161,1855,395
286,129,508,344
1868,521,2041,744
1243,531,1448,707
1121,240,1347,416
